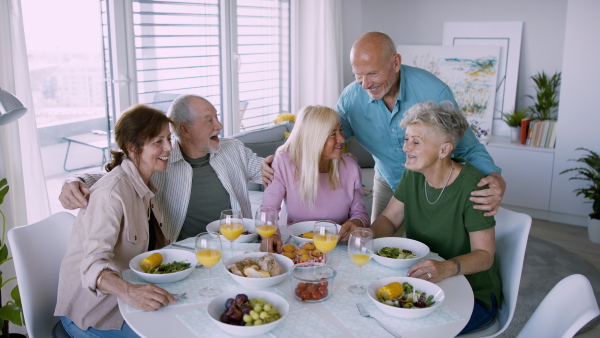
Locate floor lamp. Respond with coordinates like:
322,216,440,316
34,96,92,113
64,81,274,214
0,87,27,126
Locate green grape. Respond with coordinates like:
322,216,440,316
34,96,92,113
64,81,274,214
243,314,253,323
250,310,259,320
254,319,264,326
264,304,272,311
260,311,268,320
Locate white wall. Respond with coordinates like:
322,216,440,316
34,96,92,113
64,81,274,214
550,0,600,218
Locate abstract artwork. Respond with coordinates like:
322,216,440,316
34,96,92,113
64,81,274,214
443,22,523,137
397,44,500,142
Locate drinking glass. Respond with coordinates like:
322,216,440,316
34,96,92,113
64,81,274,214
220,209,243,258
255,207,278,253
347,229,374,294
195,231,222,297
313,220,338,268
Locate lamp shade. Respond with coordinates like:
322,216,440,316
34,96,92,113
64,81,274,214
0,87,27,126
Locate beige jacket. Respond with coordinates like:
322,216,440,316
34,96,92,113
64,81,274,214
55,159,167,330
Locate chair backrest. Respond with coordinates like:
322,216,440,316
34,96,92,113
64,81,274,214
7,212,75,338
459,207,532,338
516,274,600,338
150,92,181,114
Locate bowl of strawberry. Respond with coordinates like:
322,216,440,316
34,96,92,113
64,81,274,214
289,262,336,302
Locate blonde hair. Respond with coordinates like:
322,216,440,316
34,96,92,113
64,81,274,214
277,105,343,205
400,100,468,146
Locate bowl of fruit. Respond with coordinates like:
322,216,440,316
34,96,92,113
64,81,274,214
129,249,197,284
206,218,259,243
372,237,430,269
289,262,336,302
288,221,341,244
367,276,444,319
207,291,289,336
224,252,294,288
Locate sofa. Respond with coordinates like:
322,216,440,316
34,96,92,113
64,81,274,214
231,121,375,220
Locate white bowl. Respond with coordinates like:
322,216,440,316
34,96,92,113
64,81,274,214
207,290,289,336
206,218,259,243
223,252,294,288
288,221,342,244
372,237,430,269
129,249,197,284
367,276,444,319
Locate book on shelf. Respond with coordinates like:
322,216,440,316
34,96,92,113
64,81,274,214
526,120,537,146
520,118,532,145
546,121,558,148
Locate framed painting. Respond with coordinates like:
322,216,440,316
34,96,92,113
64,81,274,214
443,22,523,136
397,44,500,142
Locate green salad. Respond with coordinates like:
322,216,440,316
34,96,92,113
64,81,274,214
377,247,418,259
147,261,191,274
380,282,436,309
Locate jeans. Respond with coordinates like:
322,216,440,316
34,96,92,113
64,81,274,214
459,294,499,335
61,317,140,338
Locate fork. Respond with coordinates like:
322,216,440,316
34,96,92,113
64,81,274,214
172,293,187,301
356,303,400,338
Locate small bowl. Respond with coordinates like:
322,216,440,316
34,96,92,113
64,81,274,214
224,252,294,289
288,262,336,302
367,276,444,319
207,290,289,336
372,237,430,269
288,221,342,244
206,218,259,243
129,249,197,284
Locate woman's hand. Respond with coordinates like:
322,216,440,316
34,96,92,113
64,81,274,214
338,219,366,243
407,259,455,283
124,283,176,311
260,234,283,253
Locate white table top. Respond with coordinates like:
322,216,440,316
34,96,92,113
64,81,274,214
119,240,473,338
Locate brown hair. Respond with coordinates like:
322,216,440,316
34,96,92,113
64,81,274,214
105,104,173,172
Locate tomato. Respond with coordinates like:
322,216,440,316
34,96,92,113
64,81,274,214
295,287,304,298
300,290,311,301
318,279,329,287
306,285,318,293
311,291,322,300
305,282,314,288
296,282,306,290
318,286,328,298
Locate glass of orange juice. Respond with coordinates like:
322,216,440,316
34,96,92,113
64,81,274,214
220,209,243,259
347,229,373,294
255,207,278,252
195,231,222,297
313,220,338,269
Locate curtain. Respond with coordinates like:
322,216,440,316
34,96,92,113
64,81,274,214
0,0,50,228
297,0,343,109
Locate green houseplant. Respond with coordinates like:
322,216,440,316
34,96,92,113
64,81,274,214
526,71,561,120
0,178,24,337
560,148,600,243
500,108,529,143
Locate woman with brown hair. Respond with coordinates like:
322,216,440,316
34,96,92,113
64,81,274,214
55,104,175,337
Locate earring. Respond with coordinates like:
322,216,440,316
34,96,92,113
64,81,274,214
439,156,443,160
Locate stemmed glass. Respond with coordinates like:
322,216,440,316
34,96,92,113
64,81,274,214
220,209,243,258
195,231,222,297
313,220,338,266
347,229,374,294
255,207,278,253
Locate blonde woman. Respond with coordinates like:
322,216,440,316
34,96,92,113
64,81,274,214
260,105,370,252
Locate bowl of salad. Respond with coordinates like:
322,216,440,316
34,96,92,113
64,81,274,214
207,218,259,243
372,237,429,269
367,276,444,319
129,249,197,284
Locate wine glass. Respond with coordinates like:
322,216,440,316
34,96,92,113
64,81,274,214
195,231,222,297
347,229,374,294
313,220,338,266
255,206,278,252
220,209,243,258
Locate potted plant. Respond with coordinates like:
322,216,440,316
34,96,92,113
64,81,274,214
0,178,25,337
526,71,561,120
560,148,600,243
500,108,529,143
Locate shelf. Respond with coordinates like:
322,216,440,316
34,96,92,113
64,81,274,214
486,136,555,153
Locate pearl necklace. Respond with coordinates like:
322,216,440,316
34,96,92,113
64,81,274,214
424,161,454,205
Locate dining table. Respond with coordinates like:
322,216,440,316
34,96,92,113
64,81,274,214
118,237,474,338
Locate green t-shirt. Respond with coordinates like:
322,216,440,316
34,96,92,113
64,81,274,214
395,158,503,309
178,152,231,241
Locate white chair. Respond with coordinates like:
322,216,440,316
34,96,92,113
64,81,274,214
516,274,599,338
8,212,75,338
459,207,532,337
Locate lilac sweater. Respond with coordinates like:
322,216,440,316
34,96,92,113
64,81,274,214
262,152,370,227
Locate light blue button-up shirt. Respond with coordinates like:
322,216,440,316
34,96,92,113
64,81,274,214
337,64,501,190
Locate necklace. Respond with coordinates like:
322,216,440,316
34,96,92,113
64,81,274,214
424,161,454,205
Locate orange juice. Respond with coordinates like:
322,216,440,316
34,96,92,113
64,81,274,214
313,234,338,253
220,223,243,241
196,249,222,267
256,224,277,238
350,253,371,266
